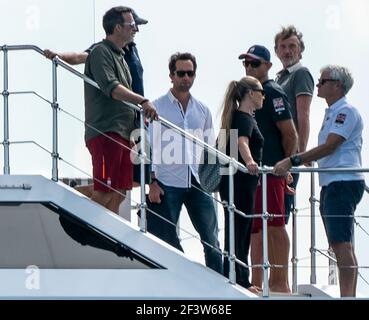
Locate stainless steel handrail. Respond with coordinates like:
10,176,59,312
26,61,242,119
0,44,253,294
2,44,369,297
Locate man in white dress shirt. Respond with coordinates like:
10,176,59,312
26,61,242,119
146,52,222,274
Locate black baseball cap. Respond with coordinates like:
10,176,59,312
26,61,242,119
131,9,148,25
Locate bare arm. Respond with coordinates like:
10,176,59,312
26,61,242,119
44,49,88,65
238,136,258,175
273,133,345,176
296,95,312,152
111,84,158,121
275,119,298,157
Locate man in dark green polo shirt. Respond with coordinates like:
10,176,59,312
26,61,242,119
84,6,158,214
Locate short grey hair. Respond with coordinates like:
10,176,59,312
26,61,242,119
320,65,354,95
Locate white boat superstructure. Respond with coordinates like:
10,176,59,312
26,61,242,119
0,174,254,299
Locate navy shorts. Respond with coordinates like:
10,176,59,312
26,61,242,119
319,180,365,244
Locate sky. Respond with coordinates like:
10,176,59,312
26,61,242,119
1,0,369,296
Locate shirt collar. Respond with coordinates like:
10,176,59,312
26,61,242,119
103,38,124,55
167,89,193,104
277,61,303,77
124,42,136,52
328,96,347,112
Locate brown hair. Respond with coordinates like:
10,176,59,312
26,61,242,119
168,52,197,74
219,76,261,148
274,25,305,54
103,6,132,35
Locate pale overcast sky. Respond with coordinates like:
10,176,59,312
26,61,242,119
1,0,369,296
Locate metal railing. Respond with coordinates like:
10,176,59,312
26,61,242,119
2,44,369,298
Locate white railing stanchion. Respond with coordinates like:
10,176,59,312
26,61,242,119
51,58,59,181
310,165,317,284
292,192,298,293
228,158,236,285
2,45,10,174
261,167,270,297
139,110,147,232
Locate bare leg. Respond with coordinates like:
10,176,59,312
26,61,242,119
106,190,126,214
75,184,93,197
331,242,357,297
251,231,263,288
90,190,114,209
353,252,358,295
268,225,291,293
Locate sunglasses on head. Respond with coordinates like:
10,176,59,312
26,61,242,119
243,60,263,68
175,70,196,78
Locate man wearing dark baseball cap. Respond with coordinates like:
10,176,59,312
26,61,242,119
239,44,271,62
132,8,148,25
44,6,148,96
43,7,153,206
240,44,298,293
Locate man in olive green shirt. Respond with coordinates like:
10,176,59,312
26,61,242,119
84,6,158,213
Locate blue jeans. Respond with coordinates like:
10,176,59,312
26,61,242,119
147,176,223,274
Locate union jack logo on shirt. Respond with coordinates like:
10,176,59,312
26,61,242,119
273,97,285,113
335,113,347,124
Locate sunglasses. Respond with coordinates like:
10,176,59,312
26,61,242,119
318,78,338,85
121,21,137,29
243,60,263,68
252,88,265,97
175,70,196,78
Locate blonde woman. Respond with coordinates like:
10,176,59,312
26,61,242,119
218,76,264,293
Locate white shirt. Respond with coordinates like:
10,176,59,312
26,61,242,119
150,90,215,188
317,96,364,186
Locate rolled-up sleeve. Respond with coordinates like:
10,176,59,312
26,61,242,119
89,47,120,98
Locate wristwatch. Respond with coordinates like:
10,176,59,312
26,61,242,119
289,154,303,167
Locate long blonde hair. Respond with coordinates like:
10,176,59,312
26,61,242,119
218,76,261,149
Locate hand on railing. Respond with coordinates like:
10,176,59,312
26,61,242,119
273,158,292,176
44,49,57,60
246,160,259,176
141,100,159,122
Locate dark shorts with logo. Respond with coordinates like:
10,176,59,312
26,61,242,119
319,180,365,244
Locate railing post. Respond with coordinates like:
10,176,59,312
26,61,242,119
261,167,270,297
310,165,317,284
2,45,10,174
328,247,338,285
228,158,236,284
139,110,147,232
51,58,59,181
291,192,298,293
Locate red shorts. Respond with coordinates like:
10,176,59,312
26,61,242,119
86,132,133,192
252,175,286,233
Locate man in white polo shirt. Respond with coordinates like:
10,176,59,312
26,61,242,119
146,52,223,274
273,65,365,297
